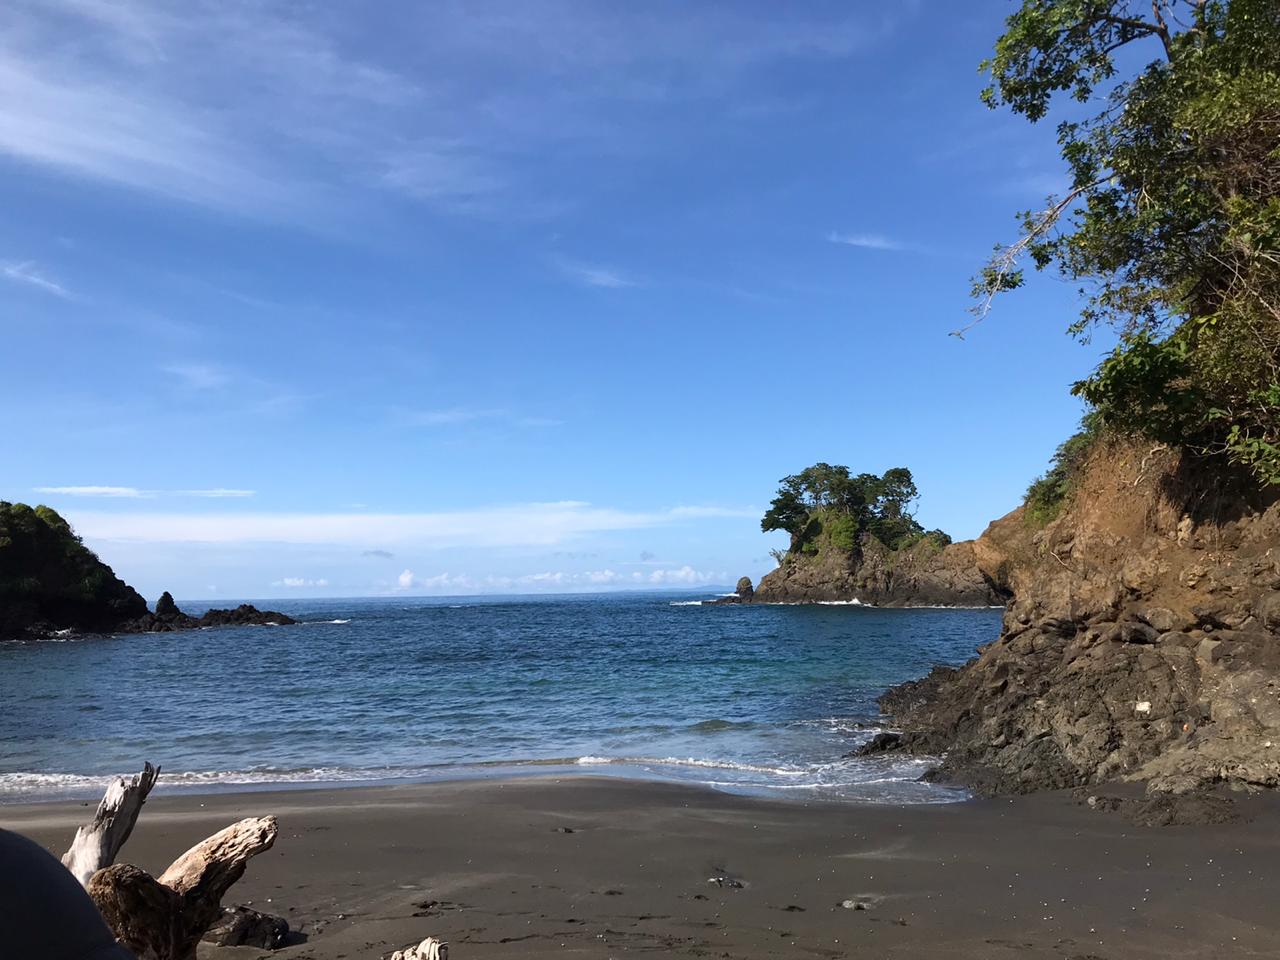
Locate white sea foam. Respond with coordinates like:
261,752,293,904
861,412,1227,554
668,600,705,606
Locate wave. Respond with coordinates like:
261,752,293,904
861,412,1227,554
668,600,705,606
685,718,757,733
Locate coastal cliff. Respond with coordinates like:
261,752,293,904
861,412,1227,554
1,501,295,640
751,533,1003,606
0,501,148,639
872,440,1280,796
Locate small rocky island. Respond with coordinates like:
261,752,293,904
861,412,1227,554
0,501,295,641
716,464,1004,607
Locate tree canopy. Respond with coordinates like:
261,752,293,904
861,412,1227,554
974,0,1280,485
761,464,950,554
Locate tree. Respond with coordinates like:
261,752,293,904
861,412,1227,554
761,465,932,554
970,0,1280,484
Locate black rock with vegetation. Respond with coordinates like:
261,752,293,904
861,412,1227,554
1,501,296,640
0,501,148,639
746,465,1001,606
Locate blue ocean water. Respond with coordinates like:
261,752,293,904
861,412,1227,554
0,593,1001,804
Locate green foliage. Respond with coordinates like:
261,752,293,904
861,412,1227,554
0,501,147,636
1024,418,1101,524
826,514,859,552
762,464,943,556
979,0,1280,485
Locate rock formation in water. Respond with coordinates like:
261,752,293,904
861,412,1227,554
1,501,295,640
123,599,297,633
870,440,1280,796
750,533,1004,606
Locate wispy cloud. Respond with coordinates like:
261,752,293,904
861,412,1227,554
0,2,909,225
162,363,233,389
408,408,506,426
558,259,639,289
68,501,755,547
826,231,914,252
405,408,562,428
35,485,146,498
273,576,329,588
2,260,75,299
36,485,255,499
174,488,256,498
394,564,726,594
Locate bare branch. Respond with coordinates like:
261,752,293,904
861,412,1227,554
62,763,160,886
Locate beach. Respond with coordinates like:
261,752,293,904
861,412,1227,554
6,776,1279,959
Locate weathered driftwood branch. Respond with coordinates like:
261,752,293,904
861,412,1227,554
391,938,449,960
62,762,160,885
88,816,278,960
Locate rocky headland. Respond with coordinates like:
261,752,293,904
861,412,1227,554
746,533,1004,606
0,501,295,641
865,440,1280,798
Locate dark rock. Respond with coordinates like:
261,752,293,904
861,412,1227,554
872,440,1280,798
852,732,902,756
747,533,1005,607
154,591,181,619
734,576,754,601
1,501,148,640
196,604,296,627
203,905,290,949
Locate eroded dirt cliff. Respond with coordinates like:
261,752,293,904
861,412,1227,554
875,441,1280,795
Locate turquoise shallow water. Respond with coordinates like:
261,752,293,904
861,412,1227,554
0,592,1001,803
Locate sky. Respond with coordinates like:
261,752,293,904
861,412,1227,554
2,0,1115,601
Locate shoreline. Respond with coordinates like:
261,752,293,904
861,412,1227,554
5,775,1278,958
0,753,969,807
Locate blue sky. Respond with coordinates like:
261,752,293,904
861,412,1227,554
2,0,1108,600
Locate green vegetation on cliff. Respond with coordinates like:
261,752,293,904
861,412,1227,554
976,0,1280,487
761,464,951,558
0,501,147,637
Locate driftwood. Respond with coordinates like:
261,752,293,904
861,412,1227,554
62,762,160,884
391,938,449,960
88,816,278,960
61,765,446,958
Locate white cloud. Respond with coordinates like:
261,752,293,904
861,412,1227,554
826,231,912,252
68,501,755,548
0,2,910,225
2,260,74,298
393,565,726,594
162,363,232,390
35,485,255,499
35,485,146,498
274,576,329,588
409,408,505,426
406,408,563,428
558,259,638,289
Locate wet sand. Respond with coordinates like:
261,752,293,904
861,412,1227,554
5,776,1279,959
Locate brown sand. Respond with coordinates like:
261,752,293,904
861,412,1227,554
5,776,1279,959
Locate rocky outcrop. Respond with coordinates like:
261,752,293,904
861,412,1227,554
0,502,148,640
750,534,1004,606
706,576,756,605
0,502,296,640
124,600,296,632
870,441,1280,796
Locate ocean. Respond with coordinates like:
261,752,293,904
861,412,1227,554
0,592,1001,804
